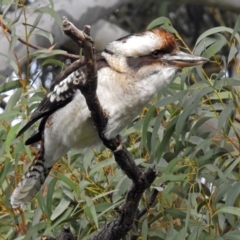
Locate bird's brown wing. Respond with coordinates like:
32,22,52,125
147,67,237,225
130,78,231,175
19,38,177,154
17,54,108,139
16,67,86,138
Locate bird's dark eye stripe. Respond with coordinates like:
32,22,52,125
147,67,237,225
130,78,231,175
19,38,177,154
152,50,161,57
152,49,169,57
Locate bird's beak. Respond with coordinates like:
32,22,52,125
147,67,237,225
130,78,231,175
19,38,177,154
164,51,209,67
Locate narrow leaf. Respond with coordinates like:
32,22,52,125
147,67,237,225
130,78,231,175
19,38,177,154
0,80,22,94
85,196,99,229
216,206,240,217
23,222,48,240
231,14,240,41
142,106,156,151
50,196,71,221
29,12,44,35
195,27,240,47
37,6,62,30
228,44,238,63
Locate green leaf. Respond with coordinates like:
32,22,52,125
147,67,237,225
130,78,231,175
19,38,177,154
0,111,19,121
156,90,188,108
0,0,13,6
195,27,240,47
224,156,240,177
31,49,67,59
191,86,215,110
188,227,203,240
156,173,188,182
165,216,177,240
49,0,54,8
42,59,66,69
223,230,240,240
46,178,57,218
0,159,11,185
225,182,240,226
217,102,234,131
161,24,178,34
34,30,54,45
204,164,227,183
8,34,18,55
89,158,115,176
49,207,73,230
32,206,43,227
50,196,71,221
36,6,62,30
194,36,219,55
142,218,148,240
202,36,226,58
36,190,47,214
82,151,94,172
214,183,231,203
2,3,13,17
92,189,118,201
147,17,173,30
84,196,99,229
5,88,22,111
175,104,195,141
216,206,240,217
214,78,240,88
197,200,208,213
56,172,78,192
0,53,19,73
97,201,120,219
5,124,19,157
151,109,166,160
28,12,44,35
23,222,48,240
228,44,238,63
197,148,228,167
142,106,156,151
11,8,23,25
156,117,177,161
0,80,22,94
230,14,240,41
189,116,212,138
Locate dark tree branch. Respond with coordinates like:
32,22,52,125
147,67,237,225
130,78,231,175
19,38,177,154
131,184,165,240
43,17,157,240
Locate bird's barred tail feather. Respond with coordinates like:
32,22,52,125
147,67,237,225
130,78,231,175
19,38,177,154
11,142,51,208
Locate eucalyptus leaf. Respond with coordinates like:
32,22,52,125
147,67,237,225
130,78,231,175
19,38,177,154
50,196,71,221
36,6,62,29
0,80,22,93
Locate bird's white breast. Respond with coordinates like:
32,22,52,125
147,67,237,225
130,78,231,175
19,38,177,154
44,64,177,153
44,67,140,151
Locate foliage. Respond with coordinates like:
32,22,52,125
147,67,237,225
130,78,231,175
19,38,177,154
1,1,240,240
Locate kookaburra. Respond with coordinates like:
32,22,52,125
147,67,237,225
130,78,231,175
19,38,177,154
11,28,208,208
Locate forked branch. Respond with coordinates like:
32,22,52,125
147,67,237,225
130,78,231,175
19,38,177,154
43,17,157,240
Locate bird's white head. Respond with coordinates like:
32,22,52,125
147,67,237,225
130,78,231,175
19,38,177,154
101,28,208,103
102,28,208,77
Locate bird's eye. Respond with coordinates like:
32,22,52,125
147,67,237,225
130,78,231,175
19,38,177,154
152,50,162,58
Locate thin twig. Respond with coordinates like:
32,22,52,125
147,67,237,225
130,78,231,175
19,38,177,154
0,19,79,60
